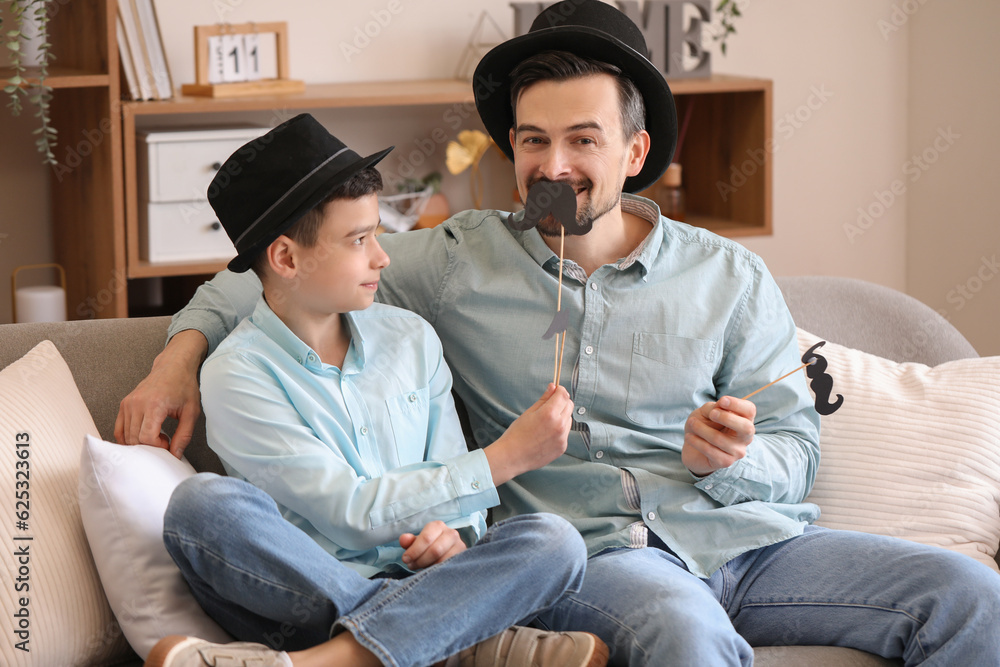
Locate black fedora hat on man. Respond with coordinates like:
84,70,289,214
208,113,393,273
473,0,677,193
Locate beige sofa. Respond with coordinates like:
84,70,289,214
0,275,992,666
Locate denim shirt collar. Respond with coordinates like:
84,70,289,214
250,295,366,374
509,193,664,279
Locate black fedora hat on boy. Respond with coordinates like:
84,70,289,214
473,0,677,193
208,113,393,273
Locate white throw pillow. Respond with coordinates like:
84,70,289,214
79,435,234,658
0,341,132,666
797,329,1000,572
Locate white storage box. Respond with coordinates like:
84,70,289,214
138,126,269,263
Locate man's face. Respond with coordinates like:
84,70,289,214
509,73,647,236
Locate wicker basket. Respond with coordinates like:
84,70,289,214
378,185,434,233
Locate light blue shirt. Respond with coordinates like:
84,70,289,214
199,296,497,579
174,194,821,578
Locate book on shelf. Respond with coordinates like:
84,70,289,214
116,0,172,100
117,0,153,99
133,0,173,99
116,13,139,100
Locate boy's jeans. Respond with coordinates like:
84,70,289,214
164,474,588,667
533,527,1000,666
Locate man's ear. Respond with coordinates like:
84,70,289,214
266,235,297,280
626,129,652,178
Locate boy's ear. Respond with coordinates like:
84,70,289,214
266,235,298,279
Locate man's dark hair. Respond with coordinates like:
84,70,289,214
249,167,383,280
509,50,646,140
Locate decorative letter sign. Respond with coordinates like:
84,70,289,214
511,0,713,79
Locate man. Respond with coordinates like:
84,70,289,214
120,2,1000,664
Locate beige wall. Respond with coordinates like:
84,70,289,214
907,1,1000,356
0,1,994,355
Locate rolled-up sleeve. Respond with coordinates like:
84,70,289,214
167,269,262,353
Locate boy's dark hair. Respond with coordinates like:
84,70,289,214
249,167,383,280
509,50,646,140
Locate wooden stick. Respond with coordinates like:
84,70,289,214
552,334,562,384
741,359,815,401
553,227,566,386
557,326,567,386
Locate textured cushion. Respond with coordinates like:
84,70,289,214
0,341,132,666
79,436,233,659
798,329,1000,571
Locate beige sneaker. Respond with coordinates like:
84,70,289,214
457,626,609,667
144,635,294,667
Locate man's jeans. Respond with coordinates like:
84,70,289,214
532,526,1000,666
164,474,588,667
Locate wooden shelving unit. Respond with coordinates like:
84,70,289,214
120,79,480,282
121,75,772,287
28,2,772,318
20,0,128,318
650,75,772,238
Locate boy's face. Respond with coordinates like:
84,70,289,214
281,193,389,315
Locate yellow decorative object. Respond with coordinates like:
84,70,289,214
446,130,495,209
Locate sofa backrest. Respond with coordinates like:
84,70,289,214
0,316,225,475
0,275,979,481
775,276,978,365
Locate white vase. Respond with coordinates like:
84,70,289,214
18,1,47,68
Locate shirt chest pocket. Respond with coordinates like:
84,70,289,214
625,333,718,427
386,387,431,466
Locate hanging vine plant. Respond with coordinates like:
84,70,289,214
2,0,57,165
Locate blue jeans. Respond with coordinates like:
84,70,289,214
163,474,588,667
531,526,1000,666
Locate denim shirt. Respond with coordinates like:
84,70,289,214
172,194,821,578
199,297,496,578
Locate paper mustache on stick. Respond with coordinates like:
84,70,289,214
508,181,584,386
741,341,844,416
507,181,591,235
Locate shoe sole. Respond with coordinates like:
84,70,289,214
144,635,196,667
584,634,610,667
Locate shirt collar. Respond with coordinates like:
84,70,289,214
511,193,664,279
249,295,366,374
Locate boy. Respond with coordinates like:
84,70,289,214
147,114,607,667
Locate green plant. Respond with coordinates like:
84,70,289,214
713,0,743,56
2,0,57,165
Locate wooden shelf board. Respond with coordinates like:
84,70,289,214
687,213,770,237
667,73,770,95
124,78,477,115
1,66,110,89
129,258,231,279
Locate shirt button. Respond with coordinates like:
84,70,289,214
585,345,594,355
360,427,369,436
408,393,417,402
595,451,604,459
590,282,598,291
647,511,656,521
307,353,316,362
472,480,481,490
577,406,586,415
705,483,714,490
296,356,302,363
